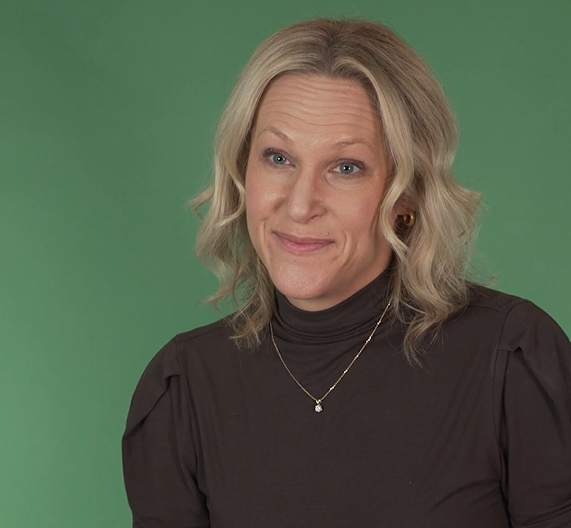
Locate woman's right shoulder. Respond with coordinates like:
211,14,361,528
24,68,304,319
171,314,238,358
173,315,233,345
143,314,243,379
125,316,240,430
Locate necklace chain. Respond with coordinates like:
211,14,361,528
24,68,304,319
269,301,391,412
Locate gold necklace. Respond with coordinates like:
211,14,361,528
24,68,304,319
269,301,391,412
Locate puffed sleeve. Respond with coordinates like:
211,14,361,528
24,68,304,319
498,301,571,527
122,339,210,528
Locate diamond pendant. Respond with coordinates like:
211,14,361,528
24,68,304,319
314,401,323,412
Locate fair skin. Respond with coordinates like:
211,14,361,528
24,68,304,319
245,73,399,311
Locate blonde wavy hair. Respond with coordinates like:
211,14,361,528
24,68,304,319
192,18,481,364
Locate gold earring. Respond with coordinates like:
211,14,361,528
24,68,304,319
402,212,416,227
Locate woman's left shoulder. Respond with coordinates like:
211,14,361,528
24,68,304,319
467,283,534,316
465,285,571,404
477,288,571,526
466,283,570,351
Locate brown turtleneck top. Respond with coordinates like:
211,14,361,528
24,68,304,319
122,272,571,527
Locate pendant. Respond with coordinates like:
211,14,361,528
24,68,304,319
315,400,323,412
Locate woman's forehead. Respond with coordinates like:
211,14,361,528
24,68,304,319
252,74,382,146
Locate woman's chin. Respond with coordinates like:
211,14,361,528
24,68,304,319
273,277,339,311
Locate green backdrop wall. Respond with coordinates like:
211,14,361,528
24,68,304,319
1,0,570,526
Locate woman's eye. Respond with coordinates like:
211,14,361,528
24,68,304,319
334,162,361,175
268,152,289,165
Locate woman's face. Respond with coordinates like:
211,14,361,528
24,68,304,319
245,73,396,311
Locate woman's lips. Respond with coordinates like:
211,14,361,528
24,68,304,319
273,231,334,254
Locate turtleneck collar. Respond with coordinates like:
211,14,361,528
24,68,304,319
272,269,392,345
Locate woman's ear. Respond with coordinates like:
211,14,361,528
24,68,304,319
391,197,409,224
392,196,417,232
394,201,408,217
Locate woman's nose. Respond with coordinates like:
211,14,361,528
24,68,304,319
285,165,326,223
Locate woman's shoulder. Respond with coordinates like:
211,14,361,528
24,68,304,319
466,283,561,328
145,315,248,382
467,283,530,314
141,315,233,369
465,283,570,353
172,315,235,349
124,316,240,430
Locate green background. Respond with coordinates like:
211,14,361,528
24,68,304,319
1,0,569,526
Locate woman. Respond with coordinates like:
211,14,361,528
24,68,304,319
122,19,571,527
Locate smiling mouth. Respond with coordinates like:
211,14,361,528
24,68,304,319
273,231,334,254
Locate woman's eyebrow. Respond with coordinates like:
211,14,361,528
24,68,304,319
256,126,291,143
257,126,375,151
